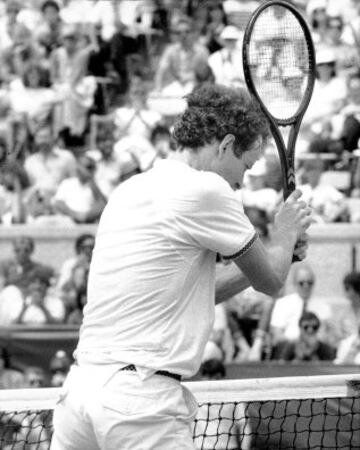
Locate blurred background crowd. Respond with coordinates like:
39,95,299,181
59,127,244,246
0,0,360,402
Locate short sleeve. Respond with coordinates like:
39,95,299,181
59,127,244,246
167,174,256,258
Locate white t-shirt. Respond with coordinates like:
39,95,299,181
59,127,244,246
54,178,95,214
76,159,256,377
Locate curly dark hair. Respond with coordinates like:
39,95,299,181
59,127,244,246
172,84,269,157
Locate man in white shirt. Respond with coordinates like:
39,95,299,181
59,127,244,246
270,263,334,345
50,84,311,450
208,25,245,88
24,125,77,197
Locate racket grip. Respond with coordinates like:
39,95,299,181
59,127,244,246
292,254,301,263
292,240,302,263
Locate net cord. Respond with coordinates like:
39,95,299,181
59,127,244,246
0,374,359,412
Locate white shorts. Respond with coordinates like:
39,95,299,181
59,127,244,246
50,364,198,450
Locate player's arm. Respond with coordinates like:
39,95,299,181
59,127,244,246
216,190,311,303
236,190,311,296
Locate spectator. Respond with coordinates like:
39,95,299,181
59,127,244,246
306,0,328,45
322,15,359,76
0,22,44,84
270,263,333,345
51,24,95,148
57,233,95,291
272,311,336,362
8,61,56,135
49,349,72,387
195,358,251,450
303,48,347,133
109,21,142,96
297,158,348,223
114,76,162,140
52,154,107,223
199,358,226,381
24,366,48,388
208,25,245,88
60,262,89,325
0,0,22,52
201,1,227,54
0,236,56,293
87,126,123,199
35,0,64,57
0,346,25,389
335,272,360,364
0,266,65,326
330,70,360,156
154,16,209,95
0,160,31,224
24,124,77,198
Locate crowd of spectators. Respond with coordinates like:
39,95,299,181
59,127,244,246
0,0,359,397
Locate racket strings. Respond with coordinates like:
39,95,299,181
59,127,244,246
248,5,312,120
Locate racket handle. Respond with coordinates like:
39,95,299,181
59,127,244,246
292,240,302,263
292,253,301,263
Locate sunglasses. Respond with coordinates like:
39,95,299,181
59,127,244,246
301,323,319,333
297,280,314,287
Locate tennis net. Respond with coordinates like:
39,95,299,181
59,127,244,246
0,373,359,449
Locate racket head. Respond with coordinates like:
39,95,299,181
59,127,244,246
242,0,316,127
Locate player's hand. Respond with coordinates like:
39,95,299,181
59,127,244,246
274,189,312,239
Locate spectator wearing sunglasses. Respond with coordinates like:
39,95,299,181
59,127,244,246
272,311,336,362
270,263,333,345
335,272,360,364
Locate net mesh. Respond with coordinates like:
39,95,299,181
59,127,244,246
0,375,359,449
247,4,312,120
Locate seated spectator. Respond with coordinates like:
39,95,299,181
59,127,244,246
0,236,56,293
330,70,360,157
35,0,64,57
0,22,44,84
322,15,359,76
114,76,162,141
272,311,336,362
57,233,94,290
23,366,48,388
149,123,173,162
0,160,31,224
24,124,77,197
306,0,328,46
297,158,348,223
0,267,65,325
87,126,123,199
0,346,25,389
0,0,23,52
200,1,227,54
52,154,107,223
49,349,72,387
154,16,209,96
303,48,347,134
199,358,226,381
335,272,360,364
8,62,57,135
270,263,334,345
208,25,245,88
60,262,88,325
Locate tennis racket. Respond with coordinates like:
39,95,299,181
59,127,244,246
242,0,316,200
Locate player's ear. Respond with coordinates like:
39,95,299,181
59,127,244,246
218,134,235,158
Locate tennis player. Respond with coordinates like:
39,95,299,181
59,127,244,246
50,84,311,450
